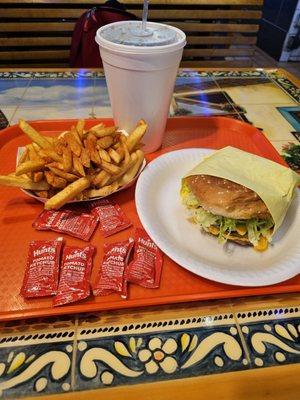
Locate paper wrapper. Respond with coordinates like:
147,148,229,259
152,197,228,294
183,146,300,233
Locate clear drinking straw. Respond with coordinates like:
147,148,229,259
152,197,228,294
142,0,149,32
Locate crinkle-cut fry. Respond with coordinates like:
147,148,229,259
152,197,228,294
62,146,72,172
87,181,119,198
90,126,117,138
108,147,121,164
76,119,85,138
98,148,111,163
45,177,90,210
79,147,91,168
119,150,144,186
97,136,114,149
73,154,86,176
126,120,147,152
101,160,122,175
65,131,82,157
15,160,45,176
39,148,63,163
0,175,50,190
33,171,44,183
17,148,29,166
48,166,78,182
19,119,52,149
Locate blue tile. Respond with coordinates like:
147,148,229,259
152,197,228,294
23,78,95,108
75,322,248,391
0,80,31,107
239,311,300,369
0,333,74,398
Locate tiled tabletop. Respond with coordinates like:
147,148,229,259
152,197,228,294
0,68,299,399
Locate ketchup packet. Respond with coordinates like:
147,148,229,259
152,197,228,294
125,228,163,288
33,209,98,241
21,238,63,298
89,199,132,237
53,245,95,307
93,238,134,297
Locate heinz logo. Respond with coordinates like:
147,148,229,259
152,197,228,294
33,247,55,257
138,237,156,250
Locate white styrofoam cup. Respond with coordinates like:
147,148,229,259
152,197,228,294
95,21,186,153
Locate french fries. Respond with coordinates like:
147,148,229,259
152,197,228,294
0,119,147,209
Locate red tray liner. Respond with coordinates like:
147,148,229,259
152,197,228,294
0,116,298,321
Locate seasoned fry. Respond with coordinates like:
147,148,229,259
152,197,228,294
87,181,119,198
1,118,146,209
73,155,86,176
85,134,101,164
39,148,62,163
62,146,72,172
76,119,85,139
108,147,121,164
0,175,50,190
15,160,45,176
48,166,78,182
101,160,122,175
17,148,29,166
98,148,111,163
97,136,114,149
33,171,44,183
90,125,116,137
126,120,147,152
19,119,52,149
65,132,81,157
119,150,144,185
45,177,90,210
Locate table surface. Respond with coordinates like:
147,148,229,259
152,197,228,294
0,67,299,400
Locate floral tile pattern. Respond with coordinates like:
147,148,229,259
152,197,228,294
0,328,75,398
75,313,249,391
237,307,300,369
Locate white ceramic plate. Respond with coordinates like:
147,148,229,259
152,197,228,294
135,148,300,286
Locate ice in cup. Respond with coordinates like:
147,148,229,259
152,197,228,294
95,21,186,153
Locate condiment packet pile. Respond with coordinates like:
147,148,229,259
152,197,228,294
22,200,164,305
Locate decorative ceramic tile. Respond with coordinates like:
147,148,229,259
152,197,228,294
215,78,296,105
22,78,95,108
237,307,300,369
277,106,300,131
75,313,249,391
238,103,297,141
268,73,300,104
0,80,31,107
0,328,75,398
0,72,33,80
210,70,267,78
10,106,95,125
177,70,210,78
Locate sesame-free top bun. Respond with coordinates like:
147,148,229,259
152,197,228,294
185,175,271,220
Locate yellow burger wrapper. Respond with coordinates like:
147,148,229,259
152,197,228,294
183,146,300,233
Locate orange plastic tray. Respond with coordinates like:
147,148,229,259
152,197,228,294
0,116,299,321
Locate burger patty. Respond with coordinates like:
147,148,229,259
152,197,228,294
185,175,271,220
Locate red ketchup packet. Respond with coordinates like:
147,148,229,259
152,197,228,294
21,238,63,298
93,238,134,298
125,228,163,289
89,199,132,237
33,209,98,241
53,245,95,307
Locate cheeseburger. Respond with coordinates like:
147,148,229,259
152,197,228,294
181,174,274,251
